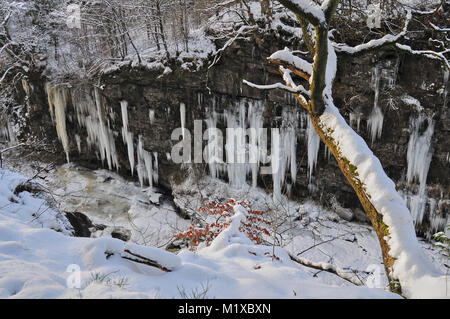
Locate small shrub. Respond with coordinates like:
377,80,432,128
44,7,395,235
174,199,271,247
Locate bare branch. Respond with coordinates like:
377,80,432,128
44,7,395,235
289,253,364,286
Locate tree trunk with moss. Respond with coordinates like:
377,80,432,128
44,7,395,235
275,0,402,294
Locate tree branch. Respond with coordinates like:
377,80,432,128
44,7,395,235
395,43,450,71
289,253,364,286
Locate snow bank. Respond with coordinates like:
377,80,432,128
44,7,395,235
0,168,399,298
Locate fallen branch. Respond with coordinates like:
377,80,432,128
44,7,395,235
121,249,171,272
289,253,364,286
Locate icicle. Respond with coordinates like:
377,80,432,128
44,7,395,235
92,88,119,170
136,135,155,188
349,112,362,132
137,135,145,187
405,113,435,226
367,65,384,144
205,108,222,180
248,100,265,187
45,83,55,123
75,134,81,154
324,145,332,161
51,85,70,163
76,88,119,171
271,128,282,202
307,116,320,181
149,109,155,124
143,150,154,188
120,100,135,175
367,106,384,144
125,132,135,175
153,152,159,185
406,114,434,195
281,108,298,185
180,102,186,140
121,101,129,140
225,102,247,188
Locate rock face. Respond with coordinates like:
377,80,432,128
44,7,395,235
10,30,449,239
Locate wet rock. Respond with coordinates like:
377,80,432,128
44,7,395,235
64,212,95,237
111,227,131,242
64,211,106,238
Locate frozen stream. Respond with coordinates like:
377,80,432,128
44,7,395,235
47,165,191,247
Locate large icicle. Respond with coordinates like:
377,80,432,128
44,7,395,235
120,100,135,175
48,85,70,163
137,135,155,188
306,116,320,181
405,113,435,226
367,65,384,144
225,101,247,188
248,100,266,187
282,108,298,185
153,152,159,185
180,102,186,140
79,88,119,171
205,104,223,180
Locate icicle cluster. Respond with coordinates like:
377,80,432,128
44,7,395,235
0,119,17,145
50,85,121,170
349,112,362,132
137,135,158,188
46,84,70,163
46,83,161,187
201,96,320,201
404,113,435,228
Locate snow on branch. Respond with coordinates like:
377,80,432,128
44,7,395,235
429,22,450,32
395,43,450,71
277,66,310,109
333,10,412,55
243,78,309,98
268,47,312,80
277,0,325,26
289,254,364,286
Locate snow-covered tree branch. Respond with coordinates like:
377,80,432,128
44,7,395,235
244,0,447,298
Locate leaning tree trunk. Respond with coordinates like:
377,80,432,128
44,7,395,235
275,0,401,294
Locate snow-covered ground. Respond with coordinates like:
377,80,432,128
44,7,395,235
0,162,447,299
